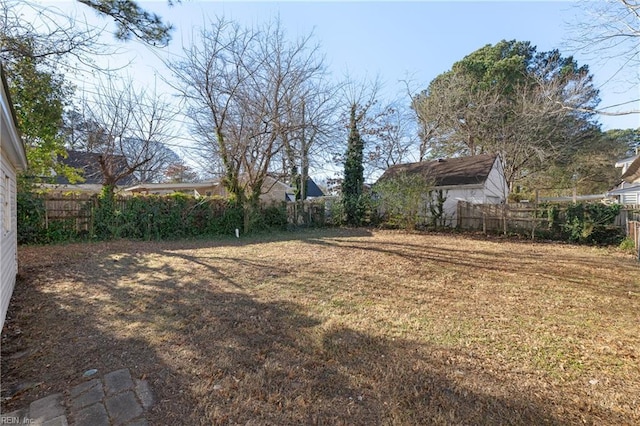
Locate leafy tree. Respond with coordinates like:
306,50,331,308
4,56,81,182
374,172,433,230
520,128,636,196
605,128,640,156
413,40,601,191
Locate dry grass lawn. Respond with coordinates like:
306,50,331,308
2,228,639,425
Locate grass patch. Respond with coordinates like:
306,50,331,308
2,228,639,424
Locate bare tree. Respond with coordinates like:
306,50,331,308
412,71,504,161
278,77,338,200
0,0,130,77
569,0,640,115
364,101,419,175
164,161,199,183
80,77,176,192
120,137,180,183
168,17,328,231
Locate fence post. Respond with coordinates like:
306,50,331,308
502,204,507,235
482,211,486,234
636,222,640,262
531,190,539,240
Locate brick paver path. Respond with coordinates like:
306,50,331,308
0,368,153,426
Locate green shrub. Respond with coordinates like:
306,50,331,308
17,186,299,245
561,203,622,245
16,183,47,244
619,237,636,254
260,204,288,230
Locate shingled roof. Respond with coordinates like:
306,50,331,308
378,154,498,187
621,155,640,184
55,150,136,186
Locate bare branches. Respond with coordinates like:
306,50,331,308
80,76,177,188
567,0,640,116
169,16,330,214
0,1,115,71
570,0,640,62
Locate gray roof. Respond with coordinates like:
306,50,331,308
304,178,324,198
378,154,498,187
56,150,136,186
608,184,640,196
621,155,640,183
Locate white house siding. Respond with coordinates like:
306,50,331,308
483,159,509,202
434,159,508,226
0,154,18,328
621,192,639,205
1,67,27,330
436,187,477,226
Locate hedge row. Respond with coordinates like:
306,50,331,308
17,190,288,245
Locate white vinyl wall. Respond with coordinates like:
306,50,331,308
0,154,18,329
1,68,27,330
436,158,509,226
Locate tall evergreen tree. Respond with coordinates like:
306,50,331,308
342,104,365,225
78,0,174,46
413,40,600,192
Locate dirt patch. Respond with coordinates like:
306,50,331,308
2,228,639,424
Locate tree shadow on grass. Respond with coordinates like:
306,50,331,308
304,235,640,299
4,233,634,425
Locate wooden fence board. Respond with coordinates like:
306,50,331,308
457,201,551,234
457,201,631,238
30,193,327,234
629,221,640,252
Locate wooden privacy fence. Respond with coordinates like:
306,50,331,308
628,221,640,257
457,201,634,238
286,200,326,227
32,193,328,233
41,193,98,232
457,201,551,235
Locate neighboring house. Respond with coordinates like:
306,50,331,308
284,177,325,201
125,175,312,203
609,155,640,205
39,150,136,194
614,155,638,176
125,181,221,197
1,64,28,329
377,154,508,226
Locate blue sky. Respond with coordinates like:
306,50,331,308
51,0,637,130
34,0,640,170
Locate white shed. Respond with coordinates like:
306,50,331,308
377,154,509,226
1,65,27,329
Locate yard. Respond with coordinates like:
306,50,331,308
2,229,639,425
